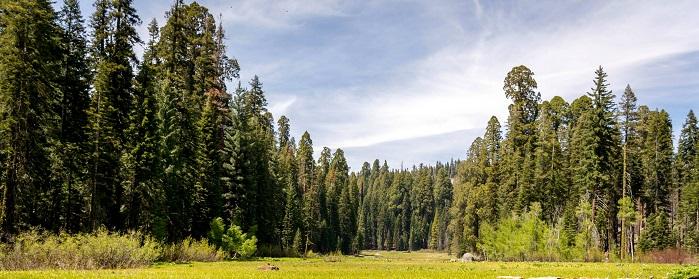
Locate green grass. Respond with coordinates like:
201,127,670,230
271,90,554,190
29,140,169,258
0,250,684,278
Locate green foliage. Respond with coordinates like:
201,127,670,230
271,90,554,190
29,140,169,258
639,212,674,252
207,220,258,259
0,229,159,270
207,217,225,249
477,203,558,261
159,238,223,263
668,265,699,279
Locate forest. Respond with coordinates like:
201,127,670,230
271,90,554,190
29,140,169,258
1,0,698,263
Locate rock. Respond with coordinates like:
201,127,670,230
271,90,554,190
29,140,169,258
460,252,482,262
258,263,279,271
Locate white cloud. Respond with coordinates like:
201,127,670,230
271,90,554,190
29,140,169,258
306,0,699,157
209,0,346,29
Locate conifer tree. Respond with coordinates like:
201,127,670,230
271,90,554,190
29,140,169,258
297,131,318,253
87,0,141,231
56,0,92,233
585,66,621,252
0,0,63,237
121,20,162,235
500,65,540,214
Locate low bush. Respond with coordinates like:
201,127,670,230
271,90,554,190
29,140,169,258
207,217,258,259
159,238,224,263
668,265,699,279
639,248,695,264
0,229,159,270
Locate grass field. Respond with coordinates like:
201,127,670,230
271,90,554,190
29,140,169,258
0,250,685,278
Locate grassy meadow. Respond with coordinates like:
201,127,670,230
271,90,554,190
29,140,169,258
0,250,685,279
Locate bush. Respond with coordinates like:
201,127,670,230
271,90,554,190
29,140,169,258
207,218,258,259
159,238,224,263
0,229,159,270
638,248,695,264
239,236,258,258
668,266,699,279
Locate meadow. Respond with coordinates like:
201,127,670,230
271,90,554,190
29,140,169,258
0,250,685,279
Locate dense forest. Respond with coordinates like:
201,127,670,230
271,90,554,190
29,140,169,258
1,0,698,261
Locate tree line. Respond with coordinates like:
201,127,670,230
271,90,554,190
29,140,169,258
449,65,698,260
1,0,698,260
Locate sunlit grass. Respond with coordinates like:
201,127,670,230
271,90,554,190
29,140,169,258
0,250,683,278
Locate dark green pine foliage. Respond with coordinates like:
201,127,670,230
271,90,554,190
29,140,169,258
87,0,141,231
679,110,699,248
585,66,622,252
222,83,244,226
56,0,91,233
619,85,643,202
639,211,674,252
297,131,318,252
618,85,642,257
157,1,232,241
429,166,452,250
157,0,196,241
193,19,239,239
533,96,570,222
638,108,673,215
278,116,301,250
0,0,63,237
316,147,332,251
326,149,352,254
410,165,434,250
500,65,540,214
231,76,280,245
121,20,162,236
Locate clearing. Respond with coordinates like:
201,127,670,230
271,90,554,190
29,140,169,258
0,250,683,278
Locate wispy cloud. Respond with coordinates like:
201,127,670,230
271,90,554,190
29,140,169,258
70,0,699,169
277,0,699,167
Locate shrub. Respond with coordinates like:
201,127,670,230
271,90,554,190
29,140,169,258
239,236,258,258
0,229,159,270
638,248,695,264
668,265,699,279
207,218,258,259
159,238,224,263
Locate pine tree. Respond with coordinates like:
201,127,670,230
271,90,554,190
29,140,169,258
278,116,301,250
533,97,569,222
0,0,63,237
679,111,699,248
618,84,641,259
585,66,621,252
639,109,673,215
121,20,162,235
500,65,540,214
192,17,239,238
87,0,141,231
56,0,91,233
297,131,318,253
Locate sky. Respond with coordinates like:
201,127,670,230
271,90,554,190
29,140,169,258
71,0,699,171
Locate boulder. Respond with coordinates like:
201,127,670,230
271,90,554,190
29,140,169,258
460,252,481,262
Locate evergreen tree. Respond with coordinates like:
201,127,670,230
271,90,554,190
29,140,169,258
618,84,641,259
0,0,63,237
87,0,141,231
121,20,162,236
297,131,318,253
585,66,621,252
56,0,92,233
500,65,540,214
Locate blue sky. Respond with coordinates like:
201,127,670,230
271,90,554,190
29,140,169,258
71,0,699,170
